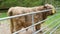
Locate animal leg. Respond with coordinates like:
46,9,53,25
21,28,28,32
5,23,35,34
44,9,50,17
10,19,14,34
35,24,42,33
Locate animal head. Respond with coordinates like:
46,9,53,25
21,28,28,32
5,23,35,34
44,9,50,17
42,4,56,20
44,4,56,15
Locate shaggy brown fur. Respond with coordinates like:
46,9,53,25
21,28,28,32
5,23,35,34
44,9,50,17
7,4,56,34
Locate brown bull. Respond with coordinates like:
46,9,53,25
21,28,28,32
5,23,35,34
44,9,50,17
7,4,56,34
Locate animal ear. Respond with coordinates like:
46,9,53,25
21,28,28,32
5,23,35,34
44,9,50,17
43,5,47,9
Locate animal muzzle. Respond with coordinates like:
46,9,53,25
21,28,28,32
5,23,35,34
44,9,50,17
51,9,56,15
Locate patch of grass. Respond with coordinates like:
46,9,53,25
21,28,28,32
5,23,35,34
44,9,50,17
0,12,7,18
0,10,7,18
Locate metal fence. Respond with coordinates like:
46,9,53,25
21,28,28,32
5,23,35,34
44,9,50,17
0,8,60,34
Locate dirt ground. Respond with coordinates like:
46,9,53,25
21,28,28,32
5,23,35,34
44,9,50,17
0,20,11,34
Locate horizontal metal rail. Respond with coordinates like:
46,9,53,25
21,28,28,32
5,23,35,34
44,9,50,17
56,8,60,10
33,18,60,34
0,9,52,21
50,24,60,34
43,19,60,34
13,14,60,34
0,8,60,21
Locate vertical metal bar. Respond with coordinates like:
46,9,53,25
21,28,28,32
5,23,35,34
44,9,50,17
32,14,35,34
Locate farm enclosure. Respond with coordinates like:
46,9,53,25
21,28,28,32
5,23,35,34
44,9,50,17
0,9,60,34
